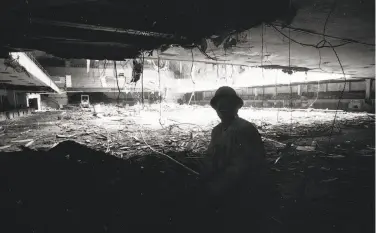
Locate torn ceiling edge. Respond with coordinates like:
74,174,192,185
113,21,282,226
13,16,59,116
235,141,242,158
259,65,311,73
0,0,297,60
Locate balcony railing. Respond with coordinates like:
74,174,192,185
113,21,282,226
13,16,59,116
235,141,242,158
24,52,51,77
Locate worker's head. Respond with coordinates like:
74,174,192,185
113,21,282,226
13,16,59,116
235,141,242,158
210,86,243,122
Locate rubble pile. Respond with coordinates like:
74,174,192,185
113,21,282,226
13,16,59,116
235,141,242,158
0,104,373,157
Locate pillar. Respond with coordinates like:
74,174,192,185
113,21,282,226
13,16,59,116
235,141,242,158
297,85,301,95
14,91,17,107
274,85,278,97
66,75,72,88
365,79,371,100
65,61,72,88
7,90,16,108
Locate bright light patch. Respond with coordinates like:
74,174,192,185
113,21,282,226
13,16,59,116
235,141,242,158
124,103,370,132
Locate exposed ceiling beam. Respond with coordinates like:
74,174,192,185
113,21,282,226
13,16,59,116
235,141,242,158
32,18,187,41
10,52,61,93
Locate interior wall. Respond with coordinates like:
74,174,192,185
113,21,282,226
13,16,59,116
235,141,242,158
45,60,350,94
17,92,27,108
7,90,16,107
0,90,32,111
186,79,374,112
40,93,68,109
0,89,8,111
4,90,27,109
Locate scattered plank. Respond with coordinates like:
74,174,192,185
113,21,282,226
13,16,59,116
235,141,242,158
24,140,34,147
0,145,11,150
262,137,286,147
322,155,345,159
317,151,345,159
296,146,316,152
11,139,33,143
56,134,76,138
320,178,339,183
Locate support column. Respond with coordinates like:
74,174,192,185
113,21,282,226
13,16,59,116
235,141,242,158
66,75,72,88
297,85,301,95
274,85,278,97
14,91,17,107
365,79,372,100
7,90,16,108
179,62,182,79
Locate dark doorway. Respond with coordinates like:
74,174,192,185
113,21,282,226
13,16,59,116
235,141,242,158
29,98,38,110
0,96,11,111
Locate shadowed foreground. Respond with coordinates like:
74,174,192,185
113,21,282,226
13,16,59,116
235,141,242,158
0,136,374,232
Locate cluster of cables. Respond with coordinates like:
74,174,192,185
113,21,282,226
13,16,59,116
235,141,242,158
268,0,366,150
112,0,372,157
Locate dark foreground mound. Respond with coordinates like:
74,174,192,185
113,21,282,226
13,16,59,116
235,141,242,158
0,141,278,232
0,139,374,233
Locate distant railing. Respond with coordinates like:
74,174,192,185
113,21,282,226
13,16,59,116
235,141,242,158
23,52,51,77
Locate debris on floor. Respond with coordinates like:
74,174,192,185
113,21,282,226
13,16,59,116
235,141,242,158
0,104,374,231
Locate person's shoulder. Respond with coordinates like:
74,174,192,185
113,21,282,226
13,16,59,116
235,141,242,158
235,118,259,133
212,123,222,133
234,117,255,127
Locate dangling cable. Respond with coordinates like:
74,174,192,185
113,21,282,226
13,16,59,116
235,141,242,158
261,23,264,79
188,49,195,105
326,40,347,147
288,27,293,137
113,61,121,104
190,49,195,85
308,80,320,108
141,53,145,108
157,51,164,128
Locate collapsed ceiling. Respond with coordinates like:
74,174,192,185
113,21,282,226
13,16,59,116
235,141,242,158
0,0,294,59
0,0,374,78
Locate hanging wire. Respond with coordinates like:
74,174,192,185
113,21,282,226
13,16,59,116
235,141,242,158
275,72,280,122
287,0,294,137
269,24,353,49
288,28,291,68
157,51,164,128
271,23,373,47
315,0,348,149
307,80,320,108
261,23,265,79
230,64,235,85
190,49,195,85
224,49,228,84
288,27,293,137
141,53,145,107
196,45,218,60
326,40,347,147
317,48,331,73
263,27,273,65
138,123,199,175
113,61,122,104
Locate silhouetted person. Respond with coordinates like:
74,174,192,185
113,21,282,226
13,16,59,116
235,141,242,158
200,86,265,193
198,86,276,228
